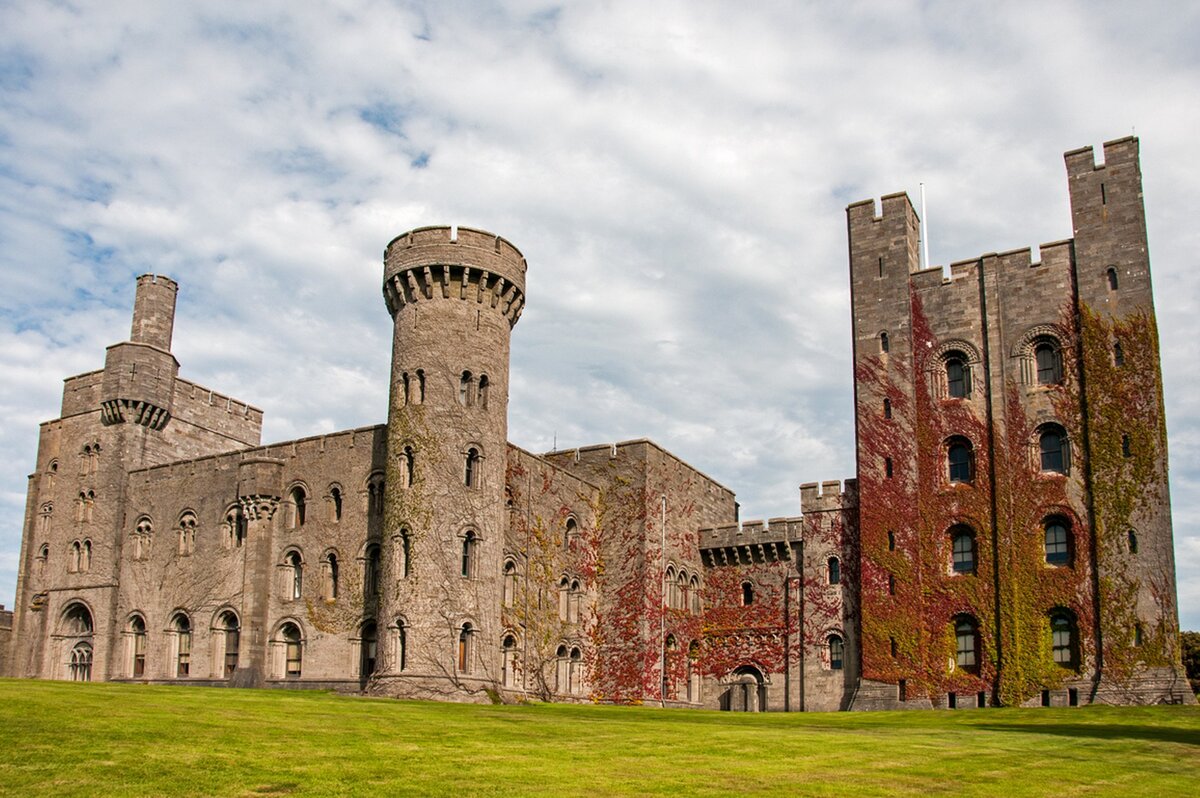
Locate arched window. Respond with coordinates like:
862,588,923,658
281,623,303,678
178,512,197,556
828,635,844,670
461,531,477,578
1035,340,1063,386
37,542,50,574
220,611,240,677
396,529,411,578
172,613,191,677
478,374,489,409
364,544,381,598
70,643,93,682
291,486,308,527
63,603,93,636
945,353,969,398
360,621,377,677
879,331,890,353
1134,622,1144,647
947,437,973,483
741,581,754,606
558,576,570,621
827,556,841,585
1039,425,1069,473
286,551,303,599
1050,611,1077,669
689,575,701,614
1113,340,1124,367
401,371,411,406
950,526,976,574
394,619,408,671
459,371,473,406
457,623,474,673
403,447,415,487
501,634,519,688
887,530,895,551
570,579,583,623
70,540,81,572
1106,267,1119,291
321,552,339,600
1044,517,1071,566
564,517,578,550
129,615,147,677
954,616,979,672
687,640,701,702
569,647,583,695
330,486,343,522
80,539,92,572
464,447,480,487
555,644,569,692
224,506,246,549
503,560,517,608
1127,529,1138,555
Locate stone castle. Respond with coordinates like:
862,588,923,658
3,137,1192,710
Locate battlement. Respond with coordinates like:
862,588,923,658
699,517,800,566
174,378,264,426
800,479,858,514
1065,135,1139,176
383,225,527,325
846,192,918,227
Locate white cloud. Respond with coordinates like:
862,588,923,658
0,1,1197,632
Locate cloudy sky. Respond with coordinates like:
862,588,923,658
1,1,1197,628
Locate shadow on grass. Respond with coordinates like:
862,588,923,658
978,723,1200,747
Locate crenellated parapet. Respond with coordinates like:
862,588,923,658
799,479,858,515
382,225,527,327
699,518,802,567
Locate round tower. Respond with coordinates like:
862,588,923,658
376,225,526,699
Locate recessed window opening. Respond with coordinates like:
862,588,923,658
282,623,302,678
478,374,489,409
1035,341,1063,385
331,487,343,521
828,635,844,670
880,331,890,353
741,581,754,606
459,371,473,406
1113,340,1124,367
290,486,307,527
464,447,480,487
457,623,473,673
1039,426,1069,474
461,531,477,578
221,612,240,677
885,457,893,478
828,557,841,585
1106,267,1119,291
173,614,191,677
951,526,976,574
887,530,895,551
1127,529,1138,554
1121,434,1132,458
945,354,969,398
1051,611,1077,669
286,551,303,599
955,616,978,672
1044,518,1071,566
130,616,147,677
947,437,973,483
883,398,892,419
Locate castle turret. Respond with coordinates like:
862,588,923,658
100,275,179,429
376,226,526,698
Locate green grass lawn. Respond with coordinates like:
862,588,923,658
0,679,1196,797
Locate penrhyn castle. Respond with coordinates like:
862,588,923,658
3,137,1192,710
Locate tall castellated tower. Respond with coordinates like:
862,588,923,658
376,226,526,698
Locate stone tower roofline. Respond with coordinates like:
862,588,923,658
129,273,178,352
1064,135,1139,176
382,225,526,325
547,437,736,496
799,478,858,514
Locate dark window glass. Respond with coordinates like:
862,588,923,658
948,441,972,483
951,529,975,574
1051,613,1075,667
955,619,977,670
828,557,840,585
1045,520,1070,566
946,357,968,398
829,636,844,670
1040,428,1067,473
1035,342,1062,385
